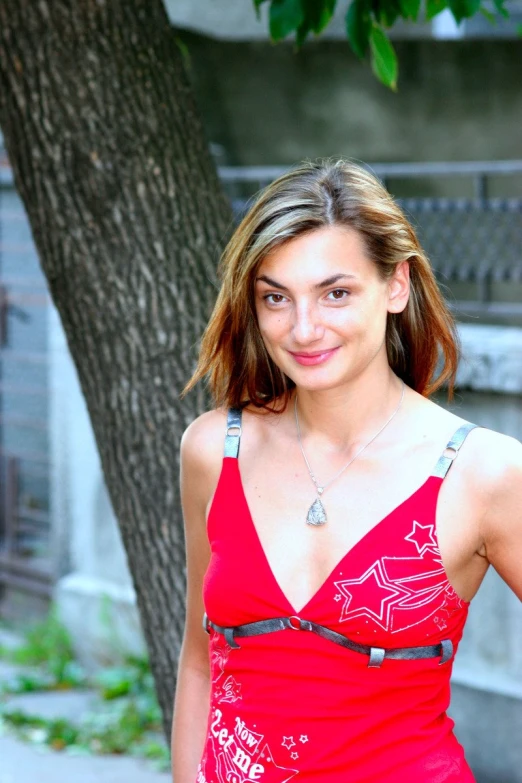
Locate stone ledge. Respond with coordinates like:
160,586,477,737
456,323,522,394
54,573,146,672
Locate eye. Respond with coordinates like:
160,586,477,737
326,288,350,301
263,293,287,305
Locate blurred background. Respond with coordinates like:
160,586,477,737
0,1,521,781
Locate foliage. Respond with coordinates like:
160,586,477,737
0,692,169,768
0,607,86,690
0,608,169,770
253,0,512,89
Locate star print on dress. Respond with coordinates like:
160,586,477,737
282,736,296,749
290,752,299,760
333,593,342,602
217,674,242,704
404,520,438,556
333,547,465,634
440,588,464,615
335,560,407,630
299,735,309,744
210,635,231,674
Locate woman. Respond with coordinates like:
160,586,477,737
171,158,522,783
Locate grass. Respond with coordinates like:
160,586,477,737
0,606,170,771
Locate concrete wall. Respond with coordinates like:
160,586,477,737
181,34,522,195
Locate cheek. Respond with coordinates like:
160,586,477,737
256,310,287,342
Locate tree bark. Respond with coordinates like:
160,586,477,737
0,0,232,737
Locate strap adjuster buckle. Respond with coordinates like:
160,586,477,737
287,615,312,631
438,638,453,665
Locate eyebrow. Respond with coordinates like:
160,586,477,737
255,273,357,291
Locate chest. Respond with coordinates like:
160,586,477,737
204,454,473,645
230,440,478,611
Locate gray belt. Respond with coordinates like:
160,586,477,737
203,612,453,668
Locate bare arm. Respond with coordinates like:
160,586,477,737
171,411,224,783
480,433,522,601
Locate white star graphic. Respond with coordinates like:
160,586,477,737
334,560,406,631
258,742,299,782
299,734,309,743
404,520,437,555
282,736,296,749
333,593,342,602
290,751,299,760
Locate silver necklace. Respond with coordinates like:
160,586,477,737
294,380,405,526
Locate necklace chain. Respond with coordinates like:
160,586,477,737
294,380,405,498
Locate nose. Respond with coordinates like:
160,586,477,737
292,301,323,345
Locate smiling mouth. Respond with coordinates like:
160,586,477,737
288,347,340,365
289,348,339,357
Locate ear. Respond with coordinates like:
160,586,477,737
387,260,410,314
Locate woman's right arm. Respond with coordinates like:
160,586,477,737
170,411,224,783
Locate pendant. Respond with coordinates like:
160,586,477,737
306,497,327,526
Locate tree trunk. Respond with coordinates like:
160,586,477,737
0,0,232,737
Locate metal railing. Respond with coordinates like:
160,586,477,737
218,160,522,322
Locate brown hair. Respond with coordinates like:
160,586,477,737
183,158,459,410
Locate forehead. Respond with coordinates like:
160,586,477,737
257,225,374,281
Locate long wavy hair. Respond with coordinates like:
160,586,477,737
183,158,459,410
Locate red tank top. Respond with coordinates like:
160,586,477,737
197,413,477,783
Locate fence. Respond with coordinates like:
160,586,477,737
218,160,522,323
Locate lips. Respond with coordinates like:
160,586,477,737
288,347,340,366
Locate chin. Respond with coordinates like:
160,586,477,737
287,372,346,393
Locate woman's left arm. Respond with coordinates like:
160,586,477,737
480,434,522,601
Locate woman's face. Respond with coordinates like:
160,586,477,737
254,224,409,393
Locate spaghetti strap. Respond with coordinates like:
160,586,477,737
432,421,479,479
224,407,243,459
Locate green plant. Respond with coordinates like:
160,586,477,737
0,604,169,769
0,604,86,689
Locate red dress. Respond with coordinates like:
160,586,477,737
197,413,477,783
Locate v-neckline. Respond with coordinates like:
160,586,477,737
230,457,441,617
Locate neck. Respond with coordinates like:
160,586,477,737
293,368,405,454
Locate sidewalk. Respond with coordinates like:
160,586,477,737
0,630,171,783
0,734,171,783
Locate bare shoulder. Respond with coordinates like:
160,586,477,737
180,408,228,465
464,425,522,493
180,408,228,510
462,425,522,596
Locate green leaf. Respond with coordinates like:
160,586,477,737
449,0,480,22
253,0,269,20
269,0,305,40
346,0,372,59
378,0,401,26
295,18,312,47
301,0,338,34
492,0,509,17
369,24,398,90
425,0,448,19
479,5,496,23
398,0,422,20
